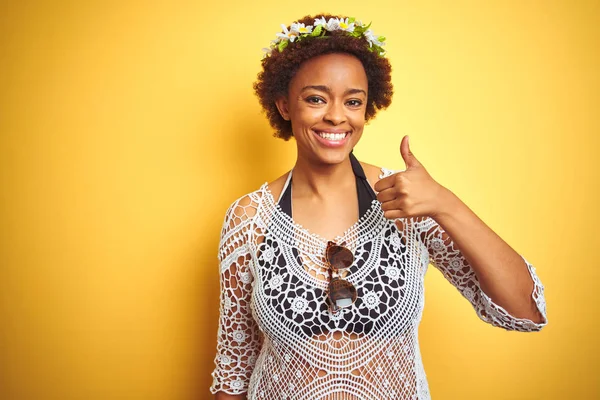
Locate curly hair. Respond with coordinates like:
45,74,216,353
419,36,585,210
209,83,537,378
253,14,394,140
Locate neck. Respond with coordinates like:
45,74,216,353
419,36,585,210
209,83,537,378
291,152,356,199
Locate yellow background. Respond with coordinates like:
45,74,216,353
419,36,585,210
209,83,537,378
1,1,598,399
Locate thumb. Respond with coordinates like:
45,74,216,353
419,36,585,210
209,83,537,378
400,135,421,169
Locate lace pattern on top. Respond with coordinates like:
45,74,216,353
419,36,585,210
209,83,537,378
210,168,547,399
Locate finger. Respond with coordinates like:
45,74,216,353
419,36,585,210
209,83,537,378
400,135,422,170
376,187,400,203
381,195,412,212
374,175,396,192
383,209,408,220
380,198,408,212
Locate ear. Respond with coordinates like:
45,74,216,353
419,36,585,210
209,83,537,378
275,96,290,121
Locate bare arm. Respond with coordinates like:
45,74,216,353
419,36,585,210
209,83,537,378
432,188,545,323
215,392,246,400
375,135,546,326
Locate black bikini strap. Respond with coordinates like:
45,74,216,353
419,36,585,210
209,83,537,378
278,151,376,218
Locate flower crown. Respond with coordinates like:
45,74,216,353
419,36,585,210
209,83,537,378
263,17,386,59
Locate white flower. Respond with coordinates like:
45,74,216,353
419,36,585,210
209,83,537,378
273,373,279,382
268,273,284,290
338,18,355,32
385,266,401,281
463,287,475,301
289,294,309,315
260,245,276,264
296,369,303,378
325,17,341,31
248,354,258,365
232,329,247,344
364,29,384,48
291,22,313,35
375,366,383,375
314,17,327,27
230,379,245,390
386,350,395,359
449,258,463,270
262,47,273,58
390,233,403,250
430,238,445,253
276,24,299,42
363,290,380,310
219,354,232,365
239,271,252,284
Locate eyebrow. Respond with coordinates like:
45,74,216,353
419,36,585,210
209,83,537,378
300,85,366,96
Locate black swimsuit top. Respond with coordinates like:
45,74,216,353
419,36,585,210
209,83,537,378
277,152,377,216
269,152,387,336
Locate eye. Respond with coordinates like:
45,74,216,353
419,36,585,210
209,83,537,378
346,99,363,107
305,96,325,105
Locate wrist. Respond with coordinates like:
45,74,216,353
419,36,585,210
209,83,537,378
431,186,461,222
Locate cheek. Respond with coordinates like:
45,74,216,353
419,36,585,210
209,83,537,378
351,112,367,128
293,107,324,123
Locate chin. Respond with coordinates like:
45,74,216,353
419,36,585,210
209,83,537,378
314,148,352,166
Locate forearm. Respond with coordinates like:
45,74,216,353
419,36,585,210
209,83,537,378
215,392,246,400
432,188,545,323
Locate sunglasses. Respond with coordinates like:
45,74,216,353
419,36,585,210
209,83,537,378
325,241,357,313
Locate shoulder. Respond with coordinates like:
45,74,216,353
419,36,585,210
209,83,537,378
221,186,266,230
359,161,397,188
221,170,292,227
266,171,292,204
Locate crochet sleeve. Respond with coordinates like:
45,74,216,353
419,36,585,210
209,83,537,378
418,216,547,331
210,195,263,395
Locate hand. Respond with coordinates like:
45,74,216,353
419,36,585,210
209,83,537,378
374,135,449,220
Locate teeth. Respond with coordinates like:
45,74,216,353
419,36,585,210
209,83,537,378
317,132,347,141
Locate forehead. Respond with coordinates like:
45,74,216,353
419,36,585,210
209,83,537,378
290,53,368,92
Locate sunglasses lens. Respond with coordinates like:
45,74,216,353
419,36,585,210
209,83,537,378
326,243,354,270
328,278,357,311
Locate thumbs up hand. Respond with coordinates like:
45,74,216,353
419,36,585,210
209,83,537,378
374,135,449,220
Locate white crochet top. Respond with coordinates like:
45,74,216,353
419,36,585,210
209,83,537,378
210,168,547,399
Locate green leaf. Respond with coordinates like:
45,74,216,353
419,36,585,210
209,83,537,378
378,36,386,42
348,17,356,24
278,40,289,52
311,25,322,36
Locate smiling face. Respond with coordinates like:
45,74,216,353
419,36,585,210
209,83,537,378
275,53,368,166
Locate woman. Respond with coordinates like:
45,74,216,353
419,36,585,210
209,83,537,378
211,14,547,400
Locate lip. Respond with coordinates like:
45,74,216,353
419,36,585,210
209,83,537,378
312,129,351,148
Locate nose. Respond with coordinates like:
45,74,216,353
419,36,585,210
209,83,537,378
324,101,346,125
